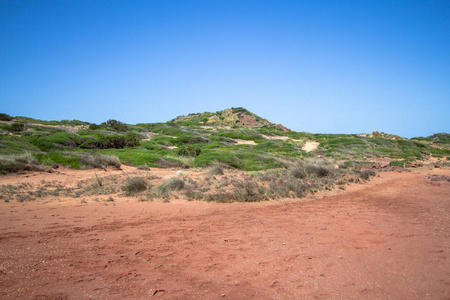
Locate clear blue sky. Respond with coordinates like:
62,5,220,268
1,0,449,138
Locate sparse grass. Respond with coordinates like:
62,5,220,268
156,178,185,197
77,154,122,169
137,165,150,170
289,161,308,179
288,160,334,179
121,177,148,195
0,153,40,173
389,160,406,167
359,170,376,181
208,162,228,175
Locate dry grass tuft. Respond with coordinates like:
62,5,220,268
122,177,148,195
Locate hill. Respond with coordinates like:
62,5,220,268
0,109,449,175
171,107,291,132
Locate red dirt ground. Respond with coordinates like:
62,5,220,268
0,168,449,299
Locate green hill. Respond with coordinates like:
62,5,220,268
0,109,449,174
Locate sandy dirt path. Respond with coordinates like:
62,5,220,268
0,169,449,299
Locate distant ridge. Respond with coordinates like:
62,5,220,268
171,107,291,132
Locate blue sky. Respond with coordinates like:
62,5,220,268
1,0,449,138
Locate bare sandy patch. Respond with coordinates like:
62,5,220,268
234,139,257,145
302,141,320,152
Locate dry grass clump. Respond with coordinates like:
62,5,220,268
0,153,37,165
359,170,376,181
0,153,41,173
78,154,121,170
289,159,334,179
208,162,230,176
122,177,148,195
156,178,185,197
137,165,150,170
289,161,308,179
189,158,374,202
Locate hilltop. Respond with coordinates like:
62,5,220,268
171,107,291,132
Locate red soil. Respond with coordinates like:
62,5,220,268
0,168,449,299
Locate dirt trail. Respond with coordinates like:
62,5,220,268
0,169,449,299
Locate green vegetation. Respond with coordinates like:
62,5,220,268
0,113,13,121
0,108,449,175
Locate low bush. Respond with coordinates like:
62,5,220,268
173,134,210,146
306,164,332,178
289,161,308,179
208,162,227,175
34,152,82,169
0,153,39,173
78,154,121,169
105,119,129,132
0,113,13,121
176,145,202,157
289,160,333,179
122,177,148,195
80,135,139,149
9,122,25,132
389,160,405,167
156,178,185,197
89,123,101,130
359,170,376,181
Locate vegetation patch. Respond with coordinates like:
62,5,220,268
122,177,148,195
156,178,185,197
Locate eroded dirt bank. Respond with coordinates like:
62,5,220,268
0,169,449,299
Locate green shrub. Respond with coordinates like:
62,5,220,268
173,134,210,146
0,135,40,154
150,135,175,145
9,122,25,132
195,150,241,168
105,119,129,132
343,161,354,168
0,113,13,121
231,107,250,114
389,160,405,167
43,132,79,148
80,135,139,149
34,152,82,169
176,145,202,157
152,126,185,136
